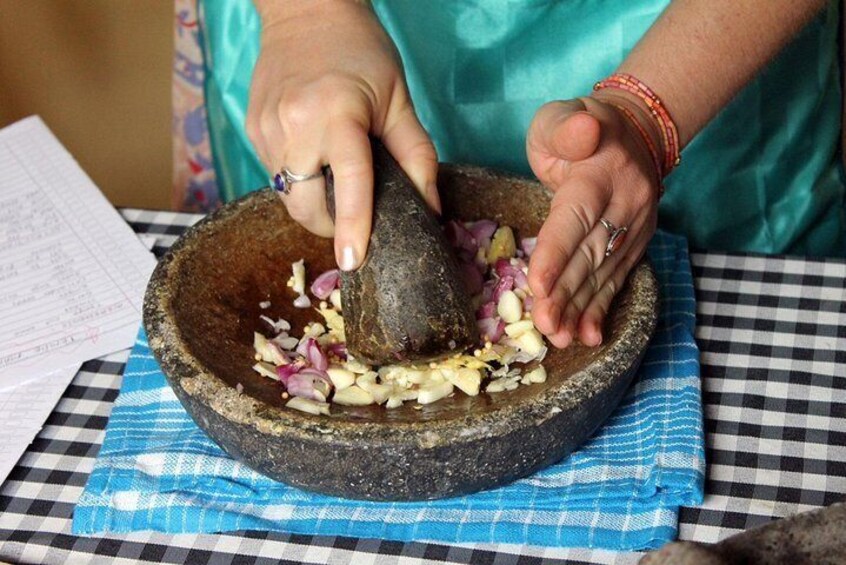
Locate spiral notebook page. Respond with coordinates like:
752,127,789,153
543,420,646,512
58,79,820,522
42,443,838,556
0,116,157,390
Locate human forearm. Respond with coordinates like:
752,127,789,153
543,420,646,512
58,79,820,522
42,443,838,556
614,0,826,147
253,0,371,24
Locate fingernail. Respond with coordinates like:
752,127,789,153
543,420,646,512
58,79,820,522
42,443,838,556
339,246,358,272
587,324,603,347
425,182,442,215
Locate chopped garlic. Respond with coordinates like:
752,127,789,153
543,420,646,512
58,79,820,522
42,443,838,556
356,371,377,386
329,288,342,311
253,332,288,365
526,365,547,384
344,359,371,374
504,320,534,338
274,335,299,350
319,306,345,340
497,290,522,323
487,226,517,264
291,259,306,295
385,396,404,409
418,381,454,404
332,385,374,406
486,379,507,393
405,369,426,384
252,362,279,380
326,367,356,390
286,396,330,415
303,322,326,338
444,367,481,396
516,329,545,357
358,381,392,404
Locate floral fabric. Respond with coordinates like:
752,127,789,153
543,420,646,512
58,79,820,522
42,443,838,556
172,0,220,213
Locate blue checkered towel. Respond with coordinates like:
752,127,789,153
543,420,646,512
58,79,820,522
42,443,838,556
73,230,704,550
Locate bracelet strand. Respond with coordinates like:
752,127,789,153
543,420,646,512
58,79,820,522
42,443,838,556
594,73,681,178
609,103,665,199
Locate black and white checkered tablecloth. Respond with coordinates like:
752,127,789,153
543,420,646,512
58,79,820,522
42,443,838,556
1,209,844,565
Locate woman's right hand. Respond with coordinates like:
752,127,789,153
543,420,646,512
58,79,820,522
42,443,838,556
248,0,439,271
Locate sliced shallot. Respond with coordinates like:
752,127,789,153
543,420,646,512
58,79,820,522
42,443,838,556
310,269,340,300
276,361,304,385
494,258,529,290
444,220,478,260
476,301,497,320
287,368,333,401
477,317,505,343
467,219,497,244
521,237,538,258
459,260,484,294
491,275,515,303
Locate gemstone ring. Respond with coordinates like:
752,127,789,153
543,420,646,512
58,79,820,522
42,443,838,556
271,167,325,196
599,218,628,257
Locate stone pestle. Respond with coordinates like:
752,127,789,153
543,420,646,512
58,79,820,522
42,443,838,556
325,138,479,366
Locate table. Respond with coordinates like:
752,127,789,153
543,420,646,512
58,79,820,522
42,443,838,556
1,209,844,565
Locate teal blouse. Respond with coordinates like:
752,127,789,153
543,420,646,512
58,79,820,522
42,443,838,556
200,0,845,257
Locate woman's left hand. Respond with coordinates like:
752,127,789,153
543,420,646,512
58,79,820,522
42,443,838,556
526,94,662,348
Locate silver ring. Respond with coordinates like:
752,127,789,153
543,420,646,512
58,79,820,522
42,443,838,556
271,167,325,195
599,218,628,257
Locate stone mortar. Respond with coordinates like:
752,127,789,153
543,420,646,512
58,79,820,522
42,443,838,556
639,502,846,564
143,164,659,501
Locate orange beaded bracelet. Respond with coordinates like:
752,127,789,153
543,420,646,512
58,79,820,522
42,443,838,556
594,73,681,178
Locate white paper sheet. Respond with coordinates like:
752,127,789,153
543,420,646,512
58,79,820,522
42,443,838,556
0,116,156,390
0,365,80,485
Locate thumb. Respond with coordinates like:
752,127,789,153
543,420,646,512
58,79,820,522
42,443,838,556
529,99,601,163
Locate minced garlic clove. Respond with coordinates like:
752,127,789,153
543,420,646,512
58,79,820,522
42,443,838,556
516,329,545,357
385,396,404,409
504,320,534,338
417,381,454,404
332,385,375,406
329,288,342,311
358,381,392,404
444,367,481,396
327,367,356,390
526,365,547,384
487,226,517,264
291,259,306,295
252,362,279,380
497,290,522,323
286,396,330,415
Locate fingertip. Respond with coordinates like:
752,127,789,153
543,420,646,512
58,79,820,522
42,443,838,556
547,327,573,349
578,316,603,347
336,242,364,272
424,182,442,215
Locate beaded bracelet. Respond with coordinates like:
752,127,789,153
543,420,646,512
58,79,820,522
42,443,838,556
594,73,681,178
610,103,665,198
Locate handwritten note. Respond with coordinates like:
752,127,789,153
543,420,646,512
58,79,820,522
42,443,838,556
0,116,156,390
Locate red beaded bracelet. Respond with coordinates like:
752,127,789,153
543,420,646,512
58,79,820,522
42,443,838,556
594,73,681,178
